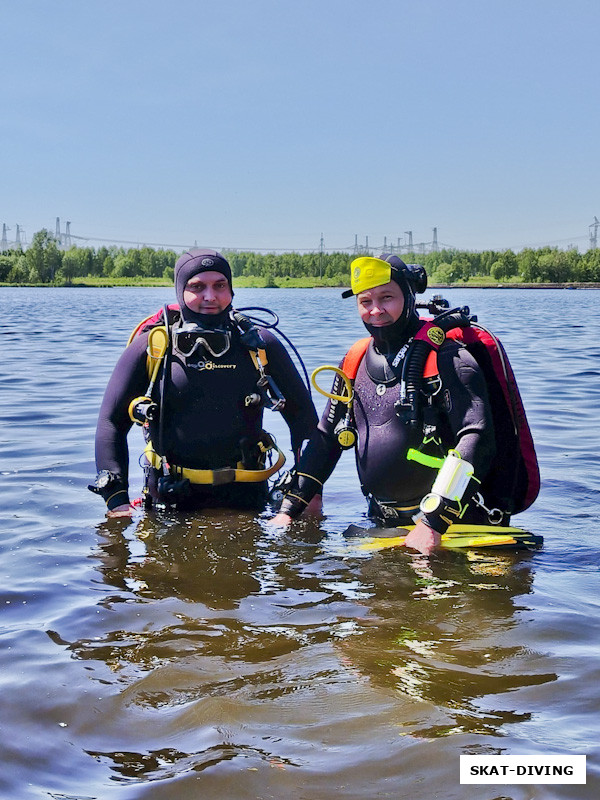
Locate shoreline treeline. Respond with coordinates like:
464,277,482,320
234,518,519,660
2,228,600,286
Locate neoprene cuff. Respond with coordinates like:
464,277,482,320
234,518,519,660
278,469,323,518
421,497,463,535
106,489,130,511
278,495,307,519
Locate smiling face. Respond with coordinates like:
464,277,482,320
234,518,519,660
182,271,233,315
356,280,405,327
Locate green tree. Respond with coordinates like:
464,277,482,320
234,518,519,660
424,249,455,273
303,253,319,277
243,253,260,277
139,247,156,277
478,251,497,276
93,246,110,276
517,248,539,282
58,250,79,283
128,249,142,276
103,254,115,276
280,252,303,278
536,250,578,283
7,255,28,283
490,250,519,280
46,241,62,282
112,252,136,278
25,229,54,282
325,252,351,279
227,251,247,277
261,253,277,277
580,248,600,281
153,249,176,277
431,262,455,283
451,254,472,282
74,248,94,277
0,255,14,281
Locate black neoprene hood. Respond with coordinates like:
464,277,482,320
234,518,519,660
174,248,234,325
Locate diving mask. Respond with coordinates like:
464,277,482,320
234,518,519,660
173,322,232,359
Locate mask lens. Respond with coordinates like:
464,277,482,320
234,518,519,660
198,331,231,357
173,327,231,358
175,331,199,356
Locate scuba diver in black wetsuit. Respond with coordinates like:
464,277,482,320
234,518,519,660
270,254,500,555
90,248,317,517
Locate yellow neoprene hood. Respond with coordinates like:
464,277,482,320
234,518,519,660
341,256,394,298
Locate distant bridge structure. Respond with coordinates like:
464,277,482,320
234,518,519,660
0,218,454,255
2,218,598,254
352,227,454,256
0,223,27,251
590,217,599,249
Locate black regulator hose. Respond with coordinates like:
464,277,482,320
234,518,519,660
233,307,312,397
231,310,266,350
398,339,434,427
397,307,473,428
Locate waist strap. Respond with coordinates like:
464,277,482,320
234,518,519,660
144,438,285,485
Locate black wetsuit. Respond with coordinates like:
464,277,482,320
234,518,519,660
279,325,500,527
94,314,317,510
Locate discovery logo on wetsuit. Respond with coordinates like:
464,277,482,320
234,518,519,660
193,360,237,371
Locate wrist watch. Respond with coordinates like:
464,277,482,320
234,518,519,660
88,470,121,495
96,470,114,489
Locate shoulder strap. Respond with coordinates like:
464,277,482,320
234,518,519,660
126,305,174,381
424,350,439,378
342,337,371,380
422,327,465,378
128,303,180,345
341,328,446,382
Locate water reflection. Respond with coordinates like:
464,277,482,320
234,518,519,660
43,511,558,785
86,743,298,782
5,287,594,797
339,548,556,737
97,512,264,607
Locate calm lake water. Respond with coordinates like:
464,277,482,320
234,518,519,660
1,286,599,799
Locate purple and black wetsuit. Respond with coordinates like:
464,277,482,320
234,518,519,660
92,248,317,511
279,327,498,526
94,320,317,510
278,252,501,529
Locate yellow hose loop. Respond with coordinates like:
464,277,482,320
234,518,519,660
310,365,354,405
147,326,168,358
145,326,168,385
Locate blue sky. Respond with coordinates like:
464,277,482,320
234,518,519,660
2,0,598,253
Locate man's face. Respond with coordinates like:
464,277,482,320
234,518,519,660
183,271,233,314
356,280,405,327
